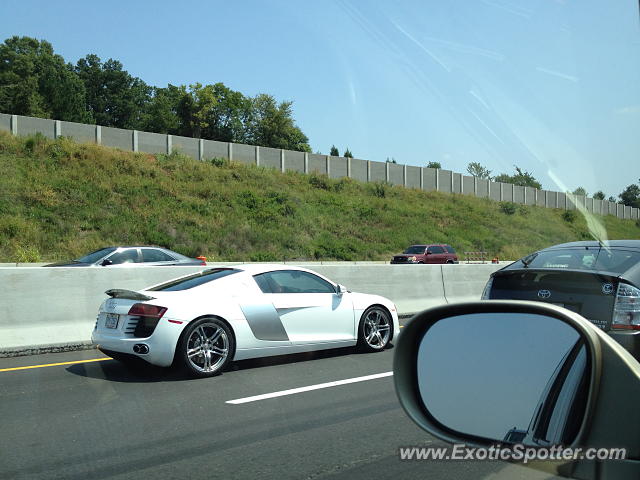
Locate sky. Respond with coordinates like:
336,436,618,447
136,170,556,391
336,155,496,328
1,0,639,197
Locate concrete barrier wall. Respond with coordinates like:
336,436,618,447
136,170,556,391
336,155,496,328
0,264,503,355
1,113,637,220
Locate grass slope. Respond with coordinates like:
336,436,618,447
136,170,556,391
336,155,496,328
0,131,638,263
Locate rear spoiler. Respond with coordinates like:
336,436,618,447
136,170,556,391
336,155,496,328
105,289,156,301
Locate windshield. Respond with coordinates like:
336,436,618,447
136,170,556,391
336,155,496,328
1,1,639,480
75,247,116,263
404,246,426,254
514,247,640,274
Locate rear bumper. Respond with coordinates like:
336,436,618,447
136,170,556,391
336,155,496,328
609,330,640,362
91,320,182,367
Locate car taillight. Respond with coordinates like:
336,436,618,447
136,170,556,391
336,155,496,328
128,303,167,319
481,277,493,300
612,283,640,330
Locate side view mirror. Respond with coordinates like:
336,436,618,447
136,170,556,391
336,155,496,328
394,301,640,480
336,284,348,295
101,259,113,266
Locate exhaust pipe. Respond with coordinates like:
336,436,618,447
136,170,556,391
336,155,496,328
133,344,149,354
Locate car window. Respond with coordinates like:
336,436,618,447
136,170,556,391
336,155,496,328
76,247,116,263
518,248,640,273
106,249,141,264
428,246,445,254
141,249,176,262
445,246,456,254
254,270,336,294
148,268,239,291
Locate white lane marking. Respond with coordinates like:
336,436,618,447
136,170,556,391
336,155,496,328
226,371,393,405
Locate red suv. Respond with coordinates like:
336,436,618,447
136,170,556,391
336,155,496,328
390,244,458,264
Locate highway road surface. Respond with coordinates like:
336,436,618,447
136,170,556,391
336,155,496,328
1,325,562,480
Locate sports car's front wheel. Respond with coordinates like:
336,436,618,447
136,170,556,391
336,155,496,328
357,306,392,352
178,317,234,378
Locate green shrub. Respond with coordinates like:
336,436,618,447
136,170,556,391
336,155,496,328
499,202,517,215
371,181,388,198
13,244,41,263
309,173,331,190
209,157,228,167
562,210,577,223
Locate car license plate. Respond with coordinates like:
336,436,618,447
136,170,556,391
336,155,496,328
105,313,119,329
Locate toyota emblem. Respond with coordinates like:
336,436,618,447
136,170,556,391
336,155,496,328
602,283,614,295
538,290,551,299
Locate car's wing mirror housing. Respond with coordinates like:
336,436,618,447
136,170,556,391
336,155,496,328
394,301,640,480
336,284,348,295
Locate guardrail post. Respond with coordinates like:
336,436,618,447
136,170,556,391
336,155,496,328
420,167,424,190
95,125,102,145
367,160,371,182
348,157,352,178
304,152,308,173
199,139,204,161
385,161,390,182
132,130,138,152
256,145,260,166
228,143,233,161
326,155,331,177
54,120,61,139
10,114,18,135
403,164,407,187
166,134,172,154
435,169,439,191
281,149,285,173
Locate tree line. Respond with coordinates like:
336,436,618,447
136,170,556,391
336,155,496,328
463,161,637,208
0,36,311,152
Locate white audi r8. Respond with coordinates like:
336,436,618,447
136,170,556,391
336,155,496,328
92,264,399,377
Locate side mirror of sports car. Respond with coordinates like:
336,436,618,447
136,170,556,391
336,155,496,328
394,301,640,480
336,284,348,295
101,259,113,266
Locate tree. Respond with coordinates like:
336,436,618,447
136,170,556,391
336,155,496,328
75,54,150,129
466,162,492,179
426,161,441,169
0,36,90,122
619,180,640,208
593,191,605,200
141,84,184,134
343,148,353,158
246,93,311,152
608,196,617,203
329,145,339,156
386,157,397,164
572,187,587,197
494,165,542,189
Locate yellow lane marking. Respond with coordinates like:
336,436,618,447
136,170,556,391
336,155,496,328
0,357,111,372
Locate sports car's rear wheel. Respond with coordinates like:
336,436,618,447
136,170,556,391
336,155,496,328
357,306,392,352
178,317,234,378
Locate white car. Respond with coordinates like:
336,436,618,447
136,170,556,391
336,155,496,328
92,264,399,377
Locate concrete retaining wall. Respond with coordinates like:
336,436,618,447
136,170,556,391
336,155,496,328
0,264,503,355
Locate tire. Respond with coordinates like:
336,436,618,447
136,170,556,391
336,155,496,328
357,306,393,352
446,259,454,264
177,317,234,378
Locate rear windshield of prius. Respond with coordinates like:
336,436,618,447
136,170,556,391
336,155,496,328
515,248,640,274
148,268,239,291
404,246,426,254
